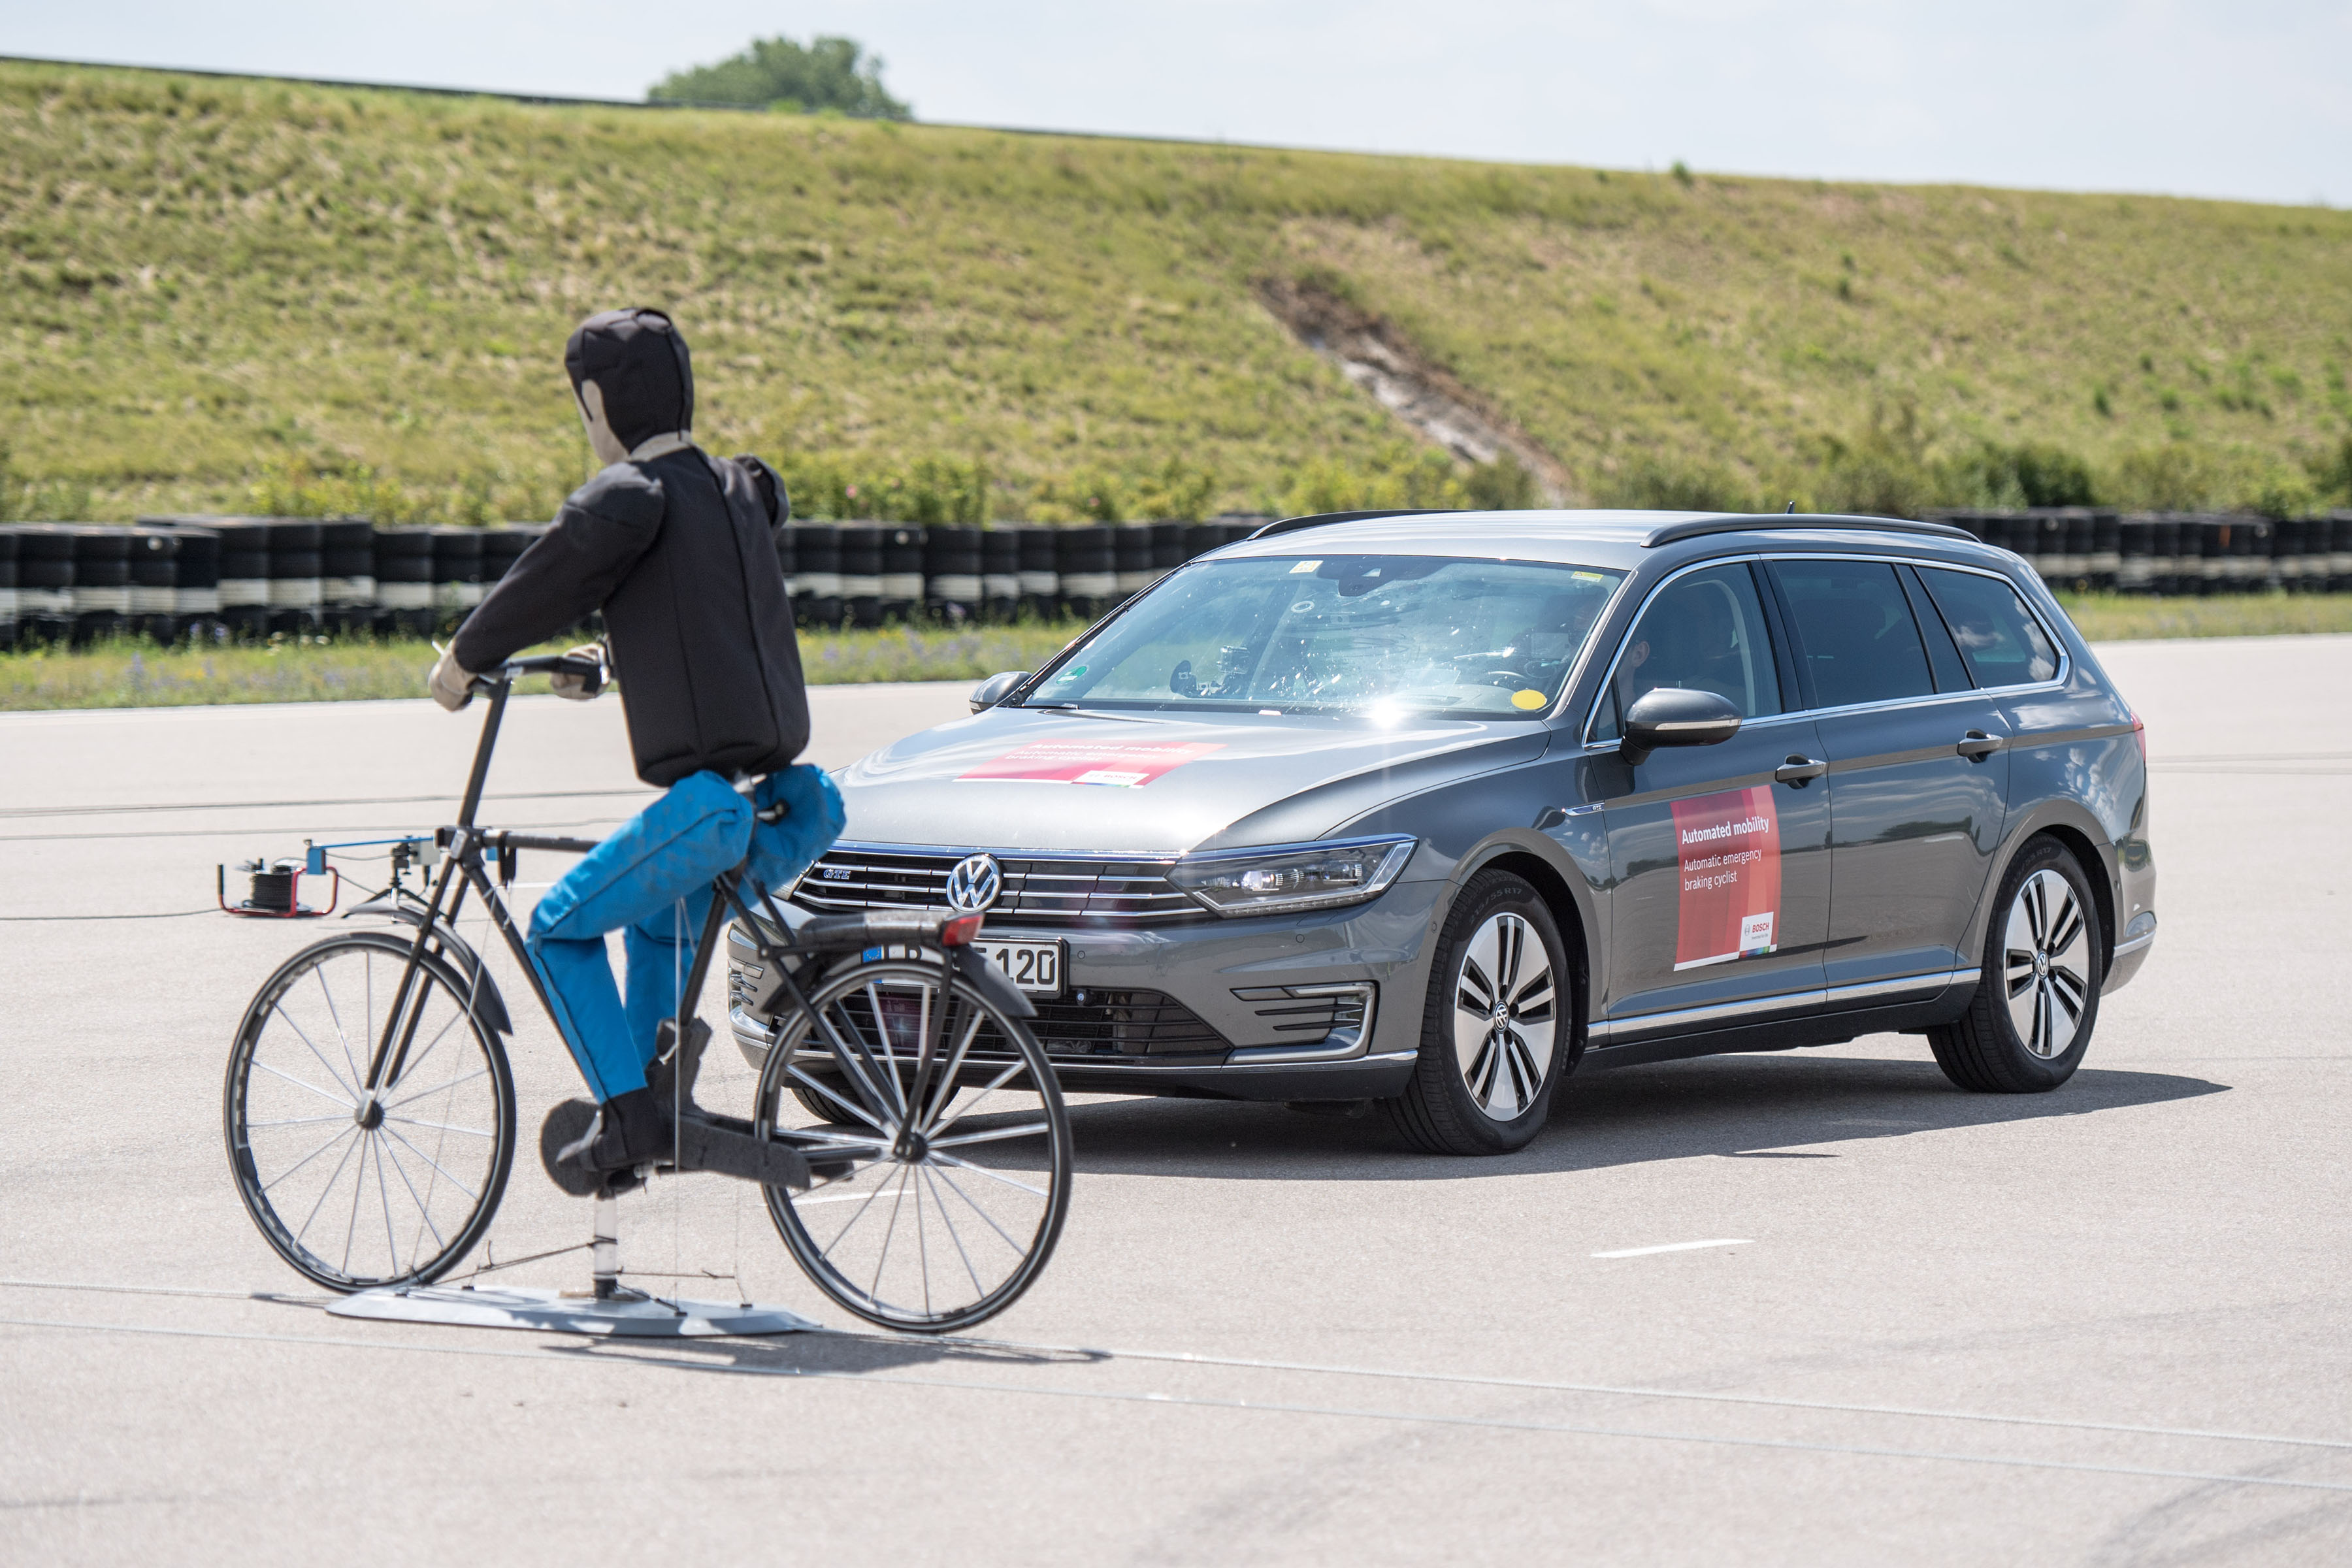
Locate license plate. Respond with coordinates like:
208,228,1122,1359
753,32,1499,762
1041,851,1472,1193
981,938,1064,996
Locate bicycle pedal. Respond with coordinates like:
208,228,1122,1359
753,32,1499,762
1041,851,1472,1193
538,1100,605,1198
671,1109,813,1192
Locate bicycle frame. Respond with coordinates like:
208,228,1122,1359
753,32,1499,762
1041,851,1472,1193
353,666,922,1141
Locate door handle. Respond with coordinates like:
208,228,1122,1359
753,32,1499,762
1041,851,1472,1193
1774,756,1827,785
1957,730,2002,760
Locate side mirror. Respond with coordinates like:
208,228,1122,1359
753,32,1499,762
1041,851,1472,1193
1620,687,1742,767
968,670,1030,713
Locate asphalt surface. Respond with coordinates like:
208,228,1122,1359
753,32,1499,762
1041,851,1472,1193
2,642,2347,1565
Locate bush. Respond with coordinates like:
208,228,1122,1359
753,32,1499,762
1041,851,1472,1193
1595,456,1754,512
649,35,912,119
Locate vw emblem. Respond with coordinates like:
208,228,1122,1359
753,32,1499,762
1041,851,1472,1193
944,853,1002,913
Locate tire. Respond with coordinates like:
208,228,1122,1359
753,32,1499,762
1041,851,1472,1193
753,956,1071,1332
1929,836,2104,1093
224,932,516,1291
1384,871,1571,1155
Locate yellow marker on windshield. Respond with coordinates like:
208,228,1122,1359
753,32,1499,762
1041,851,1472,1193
1511,689,1547,710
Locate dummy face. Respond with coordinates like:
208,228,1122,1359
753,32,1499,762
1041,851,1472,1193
576,380,632,466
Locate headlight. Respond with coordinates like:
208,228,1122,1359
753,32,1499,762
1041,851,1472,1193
1168,836,1416,916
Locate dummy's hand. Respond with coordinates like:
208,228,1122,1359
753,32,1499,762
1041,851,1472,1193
549,644,608,702
427,646,475,712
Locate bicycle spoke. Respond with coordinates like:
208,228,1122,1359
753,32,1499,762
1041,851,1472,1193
927,1160,1034,1255
245,1114,356,1131
930,1121,1051,1150
869,1164,913,1303
261,1123,361,1194
917,1007,987,1137
314,962,364,1100
920,1162,987,1298
383,1116,494,1138
293,1130,363,1247
782,1062,889,1135
913,1160,933,1319
932,1149,1049,1199
250,1057,355,1111
383,1066,487,1112
372,1132,401,1277
378,1135,449,1254
269,1000,358,1103
380,1126,482,1203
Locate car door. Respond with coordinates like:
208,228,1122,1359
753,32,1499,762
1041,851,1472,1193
1766,557,2013,1007
1586,560,1832,1046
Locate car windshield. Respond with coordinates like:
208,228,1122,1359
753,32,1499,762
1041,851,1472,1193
1020,554,1625,719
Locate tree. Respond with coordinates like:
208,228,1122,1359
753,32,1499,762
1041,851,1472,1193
648,35,912,119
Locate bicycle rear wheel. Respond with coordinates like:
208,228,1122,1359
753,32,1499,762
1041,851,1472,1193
753,956,1071,1332
224,931,515,1291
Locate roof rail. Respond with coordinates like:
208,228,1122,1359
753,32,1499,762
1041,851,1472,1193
1643,514,1977,548
1247,508,1464,540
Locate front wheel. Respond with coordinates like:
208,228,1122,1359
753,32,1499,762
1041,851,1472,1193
1928,836,2104,1092
1383,871,1571,1155
224,931,516,1290
753,956,1071,1332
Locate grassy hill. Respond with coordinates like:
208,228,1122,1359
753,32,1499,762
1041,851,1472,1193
5,57,2349,524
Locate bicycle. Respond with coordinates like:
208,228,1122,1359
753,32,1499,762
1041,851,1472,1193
223,653,1071,1333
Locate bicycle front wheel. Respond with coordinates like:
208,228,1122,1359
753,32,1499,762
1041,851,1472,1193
754,957,1071,1333
224,931,516,1291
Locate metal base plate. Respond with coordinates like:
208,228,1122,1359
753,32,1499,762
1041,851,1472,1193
327,1284,817,1337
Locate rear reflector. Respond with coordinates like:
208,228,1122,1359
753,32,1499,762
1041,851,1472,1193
941,913,986,947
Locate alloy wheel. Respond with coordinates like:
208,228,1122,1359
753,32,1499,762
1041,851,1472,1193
2002,868,2091,1059
1451,911,1556,1120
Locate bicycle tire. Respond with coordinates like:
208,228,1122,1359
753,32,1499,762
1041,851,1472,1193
753,956,1071,1332
224,930,516,1292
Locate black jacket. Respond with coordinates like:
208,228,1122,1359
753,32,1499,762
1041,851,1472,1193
453,448,809,787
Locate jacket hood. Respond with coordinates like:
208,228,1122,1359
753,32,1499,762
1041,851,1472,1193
836,704,1550,855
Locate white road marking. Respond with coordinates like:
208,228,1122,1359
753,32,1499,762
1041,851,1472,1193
1592,1239,1754,1259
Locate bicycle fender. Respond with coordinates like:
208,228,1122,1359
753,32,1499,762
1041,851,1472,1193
949,945,1037,1020
347,894,515,1035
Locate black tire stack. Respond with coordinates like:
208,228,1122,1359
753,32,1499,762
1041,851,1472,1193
0,526,18,650
321,519,376,632
1057,526,1118,620
1112,522,1156,604
128,527,180,640
981,527,1021,621
792,523,842,629
429,527,483,632
265,518,323,634
880,527,924,623
838,525,883,629
14,526,73,642
374,526,435,636
69,525,132,644
923,525,983,624
210,519,273,636
1016,525,1059,618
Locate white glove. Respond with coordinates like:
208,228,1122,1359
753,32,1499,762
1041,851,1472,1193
549,644,608,702
427,646,475,712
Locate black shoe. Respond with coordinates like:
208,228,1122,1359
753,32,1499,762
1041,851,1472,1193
646,1018,710,1113
553,1088,675,1179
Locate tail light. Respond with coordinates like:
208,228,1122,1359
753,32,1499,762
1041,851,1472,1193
2129,711,2146,762
941,912,986,947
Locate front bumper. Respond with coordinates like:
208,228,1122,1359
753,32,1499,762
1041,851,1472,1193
725,877,1446,1102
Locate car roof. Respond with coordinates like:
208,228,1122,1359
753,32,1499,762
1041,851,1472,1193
1207,509,2000,574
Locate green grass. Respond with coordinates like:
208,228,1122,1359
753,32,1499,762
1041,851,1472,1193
3,58,2351,522
0,623,1083,710
2053,592,2352,642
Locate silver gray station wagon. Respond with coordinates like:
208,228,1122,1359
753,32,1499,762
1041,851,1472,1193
729,510,2157,1155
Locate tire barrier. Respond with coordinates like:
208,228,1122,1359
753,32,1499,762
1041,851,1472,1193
429,527,483,630
1932,509,2352,596
128,527,179,639
372,525,435,636
880,525,925,623
0,526,18,651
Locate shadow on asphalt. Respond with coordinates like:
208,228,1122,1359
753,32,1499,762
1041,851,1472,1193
1057,1049,2230,1182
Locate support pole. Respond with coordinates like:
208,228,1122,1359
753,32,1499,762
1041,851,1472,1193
591,1187,621,1300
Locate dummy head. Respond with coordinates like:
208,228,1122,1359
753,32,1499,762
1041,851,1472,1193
564,308,694,465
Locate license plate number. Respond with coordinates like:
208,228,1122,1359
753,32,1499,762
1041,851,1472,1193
982,939,1064,996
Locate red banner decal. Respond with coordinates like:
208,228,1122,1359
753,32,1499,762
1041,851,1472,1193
957,740,1226,788
1669,785,1782,970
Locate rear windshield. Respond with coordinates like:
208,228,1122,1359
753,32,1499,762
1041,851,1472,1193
1019,554,1625,719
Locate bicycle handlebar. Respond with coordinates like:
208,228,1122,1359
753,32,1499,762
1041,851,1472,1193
467,652,603,696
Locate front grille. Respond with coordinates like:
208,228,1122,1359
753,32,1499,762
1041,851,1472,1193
792,843,1203,927
1030,988,1228,1059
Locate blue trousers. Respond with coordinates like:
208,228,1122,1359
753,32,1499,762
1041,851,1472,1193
526,764,845,1103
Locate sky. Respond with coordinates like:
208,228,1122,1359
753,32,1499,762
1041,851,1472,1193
7,1,2345,206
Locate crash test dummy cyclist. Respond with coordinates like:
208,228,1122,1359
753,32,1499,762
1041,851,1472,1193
427,307,844,1184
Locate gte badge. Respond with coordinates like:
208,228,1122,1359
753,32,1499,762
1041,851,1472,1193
1669,786,1782,971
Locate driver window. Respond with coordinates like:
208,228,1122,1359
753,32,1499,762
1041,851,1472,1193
1595,563,1783,741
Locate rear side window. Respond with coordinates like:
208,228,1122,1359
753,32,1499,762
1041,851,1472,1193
1772,560,1937,709
1917,567,2061,686
1595,563,1782,740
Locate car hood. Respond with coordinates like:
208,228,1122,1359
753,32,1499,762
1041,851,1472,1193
837,706,1550,855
